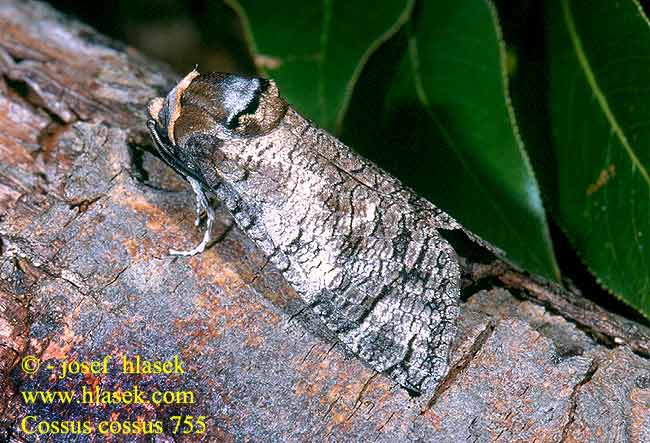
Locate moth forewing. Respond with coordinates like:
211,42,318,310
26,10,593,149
146,69,489,396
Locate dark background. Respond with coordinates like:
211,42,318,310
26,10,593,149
47,0,254,75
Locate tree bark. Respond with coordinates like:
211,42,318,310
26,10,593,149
0,1,648,442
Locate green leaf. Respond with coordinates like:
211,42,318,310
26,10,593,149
342,1,560,279
547,0,650,317
227,0,414,132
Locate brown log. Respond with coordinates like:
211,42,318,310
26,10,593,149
0,1,648,441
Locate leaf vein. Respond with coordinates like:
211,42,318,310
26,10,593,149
562,0,650,188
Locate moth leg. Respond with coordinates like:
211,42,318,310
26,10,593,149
170,176,216,256
192,179,207,227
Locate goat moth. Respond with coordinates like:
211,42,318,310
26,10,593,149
146,69,495,395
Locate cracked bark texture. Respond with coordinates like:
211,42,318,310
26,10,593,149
0,1,648,442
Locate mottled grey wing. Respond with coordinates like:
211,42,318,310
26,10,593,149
251,121,463,394
147,71,473,396
311,208,460,394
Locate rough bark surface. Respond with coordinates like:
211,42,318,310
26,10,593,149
0,1,648,442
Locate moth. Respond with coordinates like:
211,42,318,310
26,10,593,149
146,69,497,395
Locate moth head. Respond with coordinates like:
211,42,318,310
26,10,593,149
147,69,288,149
